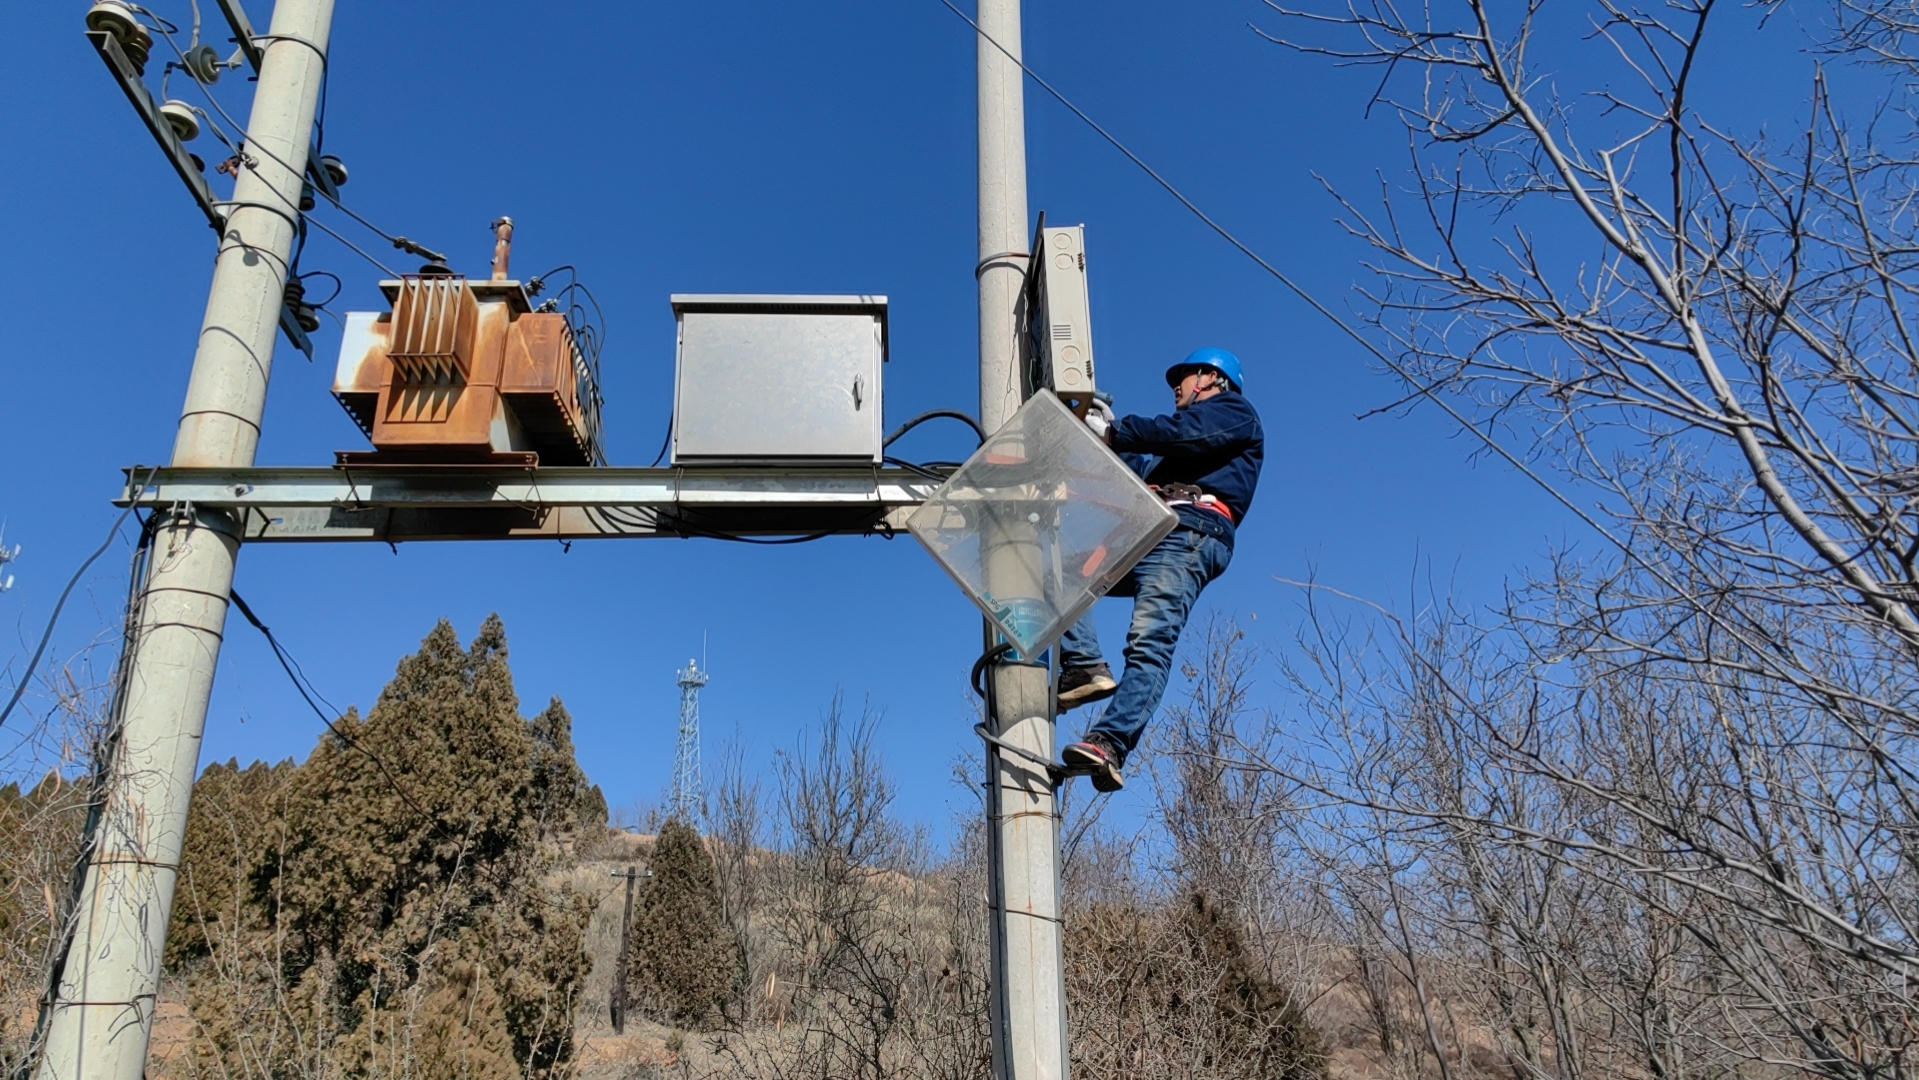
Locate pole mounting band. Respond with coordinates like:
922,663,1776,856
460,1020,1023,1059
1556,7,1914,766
975,250,1031,278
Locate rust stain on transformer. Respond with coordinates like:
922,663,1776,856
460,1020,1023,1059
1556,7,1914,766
330,234,602,466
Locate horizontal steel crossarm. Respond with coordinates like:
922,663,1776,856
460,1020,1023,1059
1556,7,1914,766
116,465,945,542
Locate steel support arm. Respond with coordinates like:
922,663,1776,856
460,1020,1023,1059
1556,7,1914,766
116,465,943,542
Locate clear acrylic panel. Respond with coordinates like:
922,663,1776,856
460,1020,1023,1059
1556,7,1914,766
908,392,1178,657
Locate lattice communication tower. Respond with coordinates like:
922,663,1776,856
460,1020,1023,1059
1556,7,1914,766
670,659,709,821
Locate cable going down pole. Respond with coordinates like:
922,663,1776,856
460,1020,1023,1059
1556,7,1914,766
34,1,334,1076
974,1,1070,1076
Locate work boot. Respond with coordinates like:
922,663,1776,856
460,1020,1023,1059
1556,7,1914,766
1061,732,1124,793
1057,663,1117,711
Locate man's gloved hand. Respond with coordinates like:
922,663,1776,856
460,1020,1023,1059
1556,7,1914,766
1084,399,1115,441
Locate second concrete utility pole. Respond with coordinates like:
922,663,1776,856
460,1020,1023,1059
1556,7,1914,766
975,1,1070,1078
35,0,334,1076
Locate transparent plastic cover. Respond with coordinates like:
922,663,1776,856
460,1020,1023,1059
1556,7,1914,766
909,392,1178,657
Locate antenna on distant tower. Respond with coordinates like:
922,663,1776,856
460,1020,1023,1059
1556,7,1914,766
670,657,709,822
0,526,17,594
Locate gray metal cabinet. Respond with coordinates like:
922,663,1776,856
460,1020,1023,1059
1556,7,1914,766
671,295,887,465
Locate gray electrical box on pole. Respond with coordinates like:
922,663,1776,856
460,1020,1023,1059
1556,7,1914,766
35,1,334,1076
1030,223,1096,416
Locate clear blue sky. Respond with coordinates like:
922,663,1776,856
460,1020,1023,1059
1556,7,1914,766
0,0,1810,836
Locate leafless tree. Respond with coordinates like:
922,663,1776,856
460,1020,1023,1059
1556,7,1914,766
709,694,991,1080
1236,0,1919,1073
704,732,770,1024
0,651,111,1080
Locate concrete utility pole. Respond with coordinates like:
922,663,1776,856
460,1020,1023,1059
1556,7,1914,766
975,2,1070,1078
35,1,333,1076
610,865,643,1033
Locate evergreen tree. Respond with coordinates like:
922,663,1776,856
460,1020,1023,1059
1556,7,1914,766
166,758,291,966
578,783,609,832
624,818,741,1027
171,616,594,1078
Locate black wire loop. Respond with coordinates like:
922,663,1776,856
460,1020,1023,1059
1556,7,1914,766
970,642,1015,699
884,410,987,449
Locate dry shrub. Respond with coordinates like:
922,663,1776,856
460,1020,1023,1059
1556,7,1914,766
0,650,111,1078
1066,894,1326,1080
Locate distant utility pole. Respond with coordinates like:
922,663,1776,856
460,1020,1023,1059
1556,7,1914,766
974,2,1069,1079
671,659,708,822
610,865,645,1034
35,1,334,1077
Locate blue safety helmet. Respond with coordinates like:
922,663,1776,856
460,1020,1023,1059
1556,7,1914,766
1165,347,1243,393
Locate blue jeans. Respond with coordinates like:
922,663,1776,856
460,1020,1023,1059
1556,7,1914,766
1059,524,1233,765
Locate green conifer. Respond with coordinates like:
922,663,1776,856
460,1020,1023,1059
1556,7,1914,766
173,615,593,1077
167,757,291,966
624,818,741,1026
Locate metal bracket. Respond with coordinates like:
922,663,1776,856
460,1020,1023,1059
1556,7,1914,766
115,464,944,543
278,299,314,359
87,30,225,232
214,0,263,72
211,0,337,204
88,25,312,357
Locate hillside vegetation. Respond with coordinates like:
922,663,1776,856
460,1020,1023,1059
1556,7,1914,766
155,616,603,1079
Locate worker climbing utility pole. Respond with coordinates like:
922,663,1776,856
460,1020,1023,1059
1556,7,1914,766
974,2,1070,1078
34,1,333,1076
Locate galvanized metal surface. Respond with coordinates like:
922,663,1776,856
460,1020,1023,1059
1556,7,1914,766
115,465,939,542
213,0,344,206
672,295,888,466
86,29,224,230
213,0,263,71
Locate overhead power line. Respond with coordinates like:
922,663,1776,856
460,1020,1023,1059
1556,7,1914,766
148,20,431,277
0,469,157,730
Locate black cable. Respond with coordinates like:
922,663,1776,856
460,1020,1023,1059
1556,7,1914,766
883,456,953,484
648,422,672,468
0,468,157,730
297,269,342,308
935,0,1919,826
314,60,328,155
971,642,1015,699
524,264,575,298
883,409,986,449
598,503,893,545
22,507,159,1079
229,590,343,719
936,0,1367,353
670,522,845,545
152,23,437,274
935,0,1790,649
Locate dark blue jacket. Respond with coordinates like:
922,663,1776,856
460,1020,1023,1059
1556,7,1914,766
1110,390,1264,544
